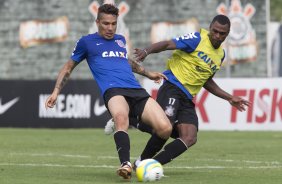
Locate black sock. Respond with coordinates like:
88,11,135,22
153,138,187,165
140,134,167,160
114,131,130,164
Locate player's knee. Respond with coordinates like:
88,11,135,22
113,114,129,129
182,135,197,147
157,123,172,139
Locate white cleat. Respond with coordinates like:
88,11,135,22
104,118,115,135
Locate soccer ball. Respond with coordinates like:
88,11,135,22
136,159,164,182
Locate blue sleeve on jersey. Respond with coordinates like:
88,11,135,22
172,32,201,53
71,37,87,62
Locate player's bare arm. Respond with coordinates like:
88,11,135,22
204,77,232,100
54,60,77,91
45,60,78,108
128,58,146,75
203,78,250,111
128,58,167,83
134,40,176,62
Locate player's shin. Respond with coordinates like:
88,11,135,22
140,134,167,160
153,138,188,165
114,131,130,164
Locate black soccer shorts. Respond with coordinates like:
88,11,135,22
156,81,198,129
103,87,150,119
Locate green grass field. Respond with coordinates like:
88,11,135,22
0,128,281,184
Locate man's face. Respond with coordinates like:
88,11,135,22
96,13,117,39
209,21,230,49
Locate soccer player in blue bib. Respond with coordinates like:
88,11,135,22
45,4,172,180
131,15,249,167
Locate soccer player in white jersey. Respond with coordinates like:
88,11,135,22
45,4,172,181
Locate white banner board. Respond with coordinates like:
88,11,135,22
142,78,282,131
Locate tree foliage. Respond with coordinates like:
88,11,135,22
270,0,282,21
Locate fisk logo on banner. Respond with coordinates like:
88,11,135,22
195,88,282,124
143,78,282,131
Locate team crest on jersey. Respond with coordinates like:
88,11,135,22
165,105,175,117
115,39,126,48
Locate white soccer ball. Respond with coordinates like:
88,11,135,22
136,159,164,182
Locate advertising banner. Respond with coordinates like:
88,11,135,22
1,78,281,130
143,78,282,131
19,16,69,48
0,80,110,128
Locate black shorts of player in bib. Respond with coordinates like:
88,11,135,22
156,81,198,137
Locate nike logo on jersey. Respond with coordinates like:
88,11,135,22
96,43,103,45
102,51,128,59
93,99,107,116
0,97,19,114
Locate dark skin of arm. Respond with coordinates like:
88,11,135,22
134,40,176,62
203,77,250,111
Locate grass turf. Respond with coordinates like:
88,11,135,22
0,128,281,184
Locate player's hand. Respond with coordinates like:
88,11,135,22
134,48,148,62
228,96,250,112
45,90,59,109
146,71,168,84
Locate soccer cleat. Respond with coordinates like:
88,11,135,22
117,161,132,180
104,118,115,135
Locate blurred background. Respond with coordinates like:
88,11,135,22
0,0,282,130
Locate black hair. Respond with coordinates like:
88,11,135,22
210,14,231,29
97,4,119,20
